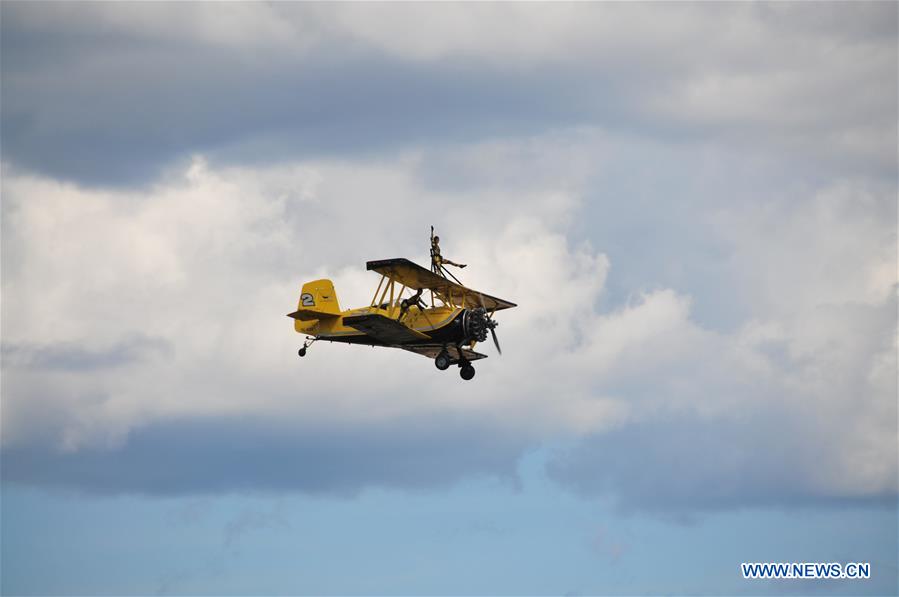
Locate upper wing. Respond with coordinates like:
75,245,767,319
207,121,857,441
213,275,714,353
343,313,430,344
399,344,488,362
366,258,516,312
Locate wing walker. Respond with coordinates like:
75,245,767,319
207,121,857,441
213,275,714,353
288,228,516,380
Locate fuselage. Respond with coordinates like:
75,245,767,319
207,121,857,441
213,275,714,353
295,304,469,347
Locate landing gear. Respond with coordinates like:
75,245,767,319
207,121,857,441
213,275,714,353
435,350,452,371
297,337,316,358
435,347,474,379
458,352,476,380
459,364,475,380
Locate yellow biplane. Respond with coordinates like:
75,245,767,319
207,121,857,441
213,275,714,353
288,232,515,380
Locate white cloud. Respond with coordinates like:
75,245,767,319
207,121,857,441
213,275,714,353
2,132,894,508
0,155,609,448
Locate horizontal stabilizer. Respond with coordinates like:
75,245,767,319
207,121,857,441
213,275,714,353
287,309,339,321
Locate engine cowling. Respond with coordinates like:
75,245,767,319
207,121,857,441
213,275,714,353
462,307,490,343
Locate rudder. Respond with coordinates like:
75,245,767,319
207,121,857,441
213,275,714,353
300,279,340,314
289,279,341,331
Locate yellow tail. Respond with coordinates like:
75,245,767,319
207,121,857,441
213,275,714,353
288,279,341,331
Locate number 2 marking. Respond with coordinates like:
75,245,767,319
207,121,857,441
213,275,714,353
301,293,315,307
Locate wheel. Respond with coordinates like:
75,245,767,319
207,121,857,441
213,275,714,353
298,347,307,357
435,352,452,371
459,364,475,380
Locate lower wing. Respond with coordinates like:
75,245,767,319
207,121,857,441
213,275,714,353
399,344,487,362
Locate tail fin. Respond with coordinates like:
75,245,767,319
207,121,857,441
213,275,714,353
288,279,341,329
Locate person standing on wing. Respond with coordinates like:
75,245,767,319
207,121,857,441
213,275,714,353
430,229,466,275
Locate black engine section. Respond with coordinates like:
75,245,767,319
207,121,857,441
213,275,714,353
462,307,491,343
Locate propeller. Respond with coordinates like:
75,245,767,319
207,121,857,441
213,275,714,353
489,323,502,355
477,293,502,355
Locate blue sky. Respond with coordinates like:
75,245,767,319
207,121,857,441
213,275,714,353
1,3,896,595
4,450,897,595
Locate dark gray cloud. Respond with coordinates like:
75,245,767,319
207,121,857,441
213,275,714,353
547,410,898,514
0,53,601,187
2,335,172,370
1,414,527,495
0,8,604,186
3,2,894,186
